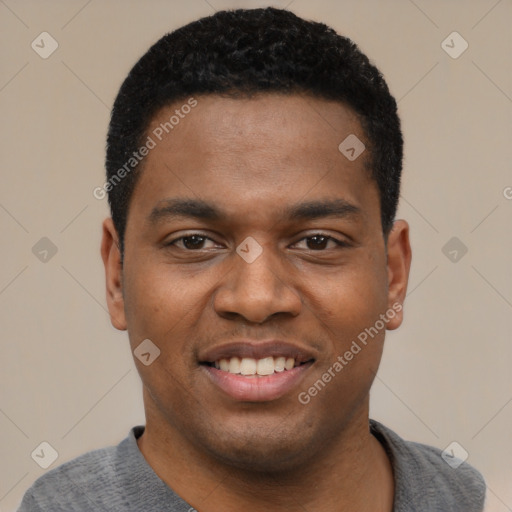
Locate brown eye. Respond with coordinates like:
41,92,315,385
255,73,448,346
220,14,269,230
168,234,218,250
306,235,330,250
181,235,206,250
293,234,348,251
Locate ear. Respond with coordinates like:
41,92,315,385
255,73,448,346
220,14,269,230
385,219,412,330
100,218,127,330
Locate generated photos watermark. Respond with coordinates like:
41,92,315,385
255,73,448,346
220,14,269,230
93,97,198,200
298,302,403,405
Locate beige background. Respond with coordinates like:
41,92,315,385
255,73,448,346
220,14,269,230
1,0,511,510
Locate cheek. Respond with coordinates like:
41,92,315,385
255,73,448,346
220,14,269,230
299,265,388,410
306,255,388,331
122,264,203,403
122,258,221,372
122,260,194,347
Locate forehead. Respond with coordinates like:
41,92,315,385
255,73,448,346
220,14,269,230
130,93,377,225
147,93,365,160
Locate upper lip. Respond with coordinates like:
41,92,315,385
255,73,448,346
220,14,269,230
198,340,317,364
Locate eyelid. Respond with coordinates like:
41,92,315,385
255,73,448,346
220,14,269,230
290,232,351,249
166,231,221,248
165,231,351,250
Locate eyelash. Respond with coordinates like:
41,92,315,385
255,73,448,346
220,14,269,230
166,232,351,251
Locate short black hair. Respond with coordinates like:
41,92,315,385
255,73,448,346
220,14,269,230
106,7,403,256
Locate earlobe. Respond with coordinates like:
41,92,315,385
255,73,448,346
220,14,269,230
101,218,127,331
385,220,412,330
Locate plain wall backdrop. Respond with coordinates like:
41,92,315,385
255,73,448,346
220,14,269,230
1,0,511,510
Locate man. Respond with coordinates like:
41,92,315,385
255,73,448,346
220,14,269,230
19,7,486,511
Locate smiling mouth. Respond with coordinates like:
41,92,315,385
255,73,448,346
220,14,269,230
201,356,314,377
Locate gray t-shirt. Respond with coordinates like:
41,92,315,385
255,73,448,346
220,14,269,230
18,419,486,511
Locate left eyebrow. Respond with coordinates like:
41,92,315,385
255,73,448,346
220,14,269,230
283,198,362,222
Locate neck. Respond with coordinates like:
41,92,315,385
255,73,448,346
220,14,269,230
137,402,394,512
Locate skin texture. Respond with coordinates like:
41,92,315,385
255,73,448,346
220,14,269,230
101,94,412,511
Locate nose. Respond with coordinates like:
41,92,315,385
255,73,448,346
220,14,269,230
213,244,302,324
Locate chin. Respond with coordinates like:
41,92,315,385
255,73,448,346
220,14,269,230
212,443,312,474
196,421,321,474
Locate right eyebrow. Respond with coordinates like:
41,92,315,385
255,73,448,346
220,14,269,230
148,198,223,225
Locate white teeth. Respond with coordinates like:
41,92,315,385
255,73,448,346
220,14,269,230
213,356,299,375
257,357,275,376
228,357,241,374
274,356,286,372
240,358,257,375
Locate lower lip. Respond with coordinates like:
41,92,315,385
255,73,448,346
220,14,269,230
201,363,313,402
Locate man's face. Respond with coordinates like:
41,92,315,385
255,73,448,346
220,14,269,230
103,94,410,471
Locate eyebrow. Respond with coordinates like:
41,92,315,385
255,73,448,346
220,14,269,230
148,197,361,225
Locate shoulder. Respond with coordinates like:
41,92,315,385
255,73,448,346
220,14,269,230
370,420,486,512
17,430,138,512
